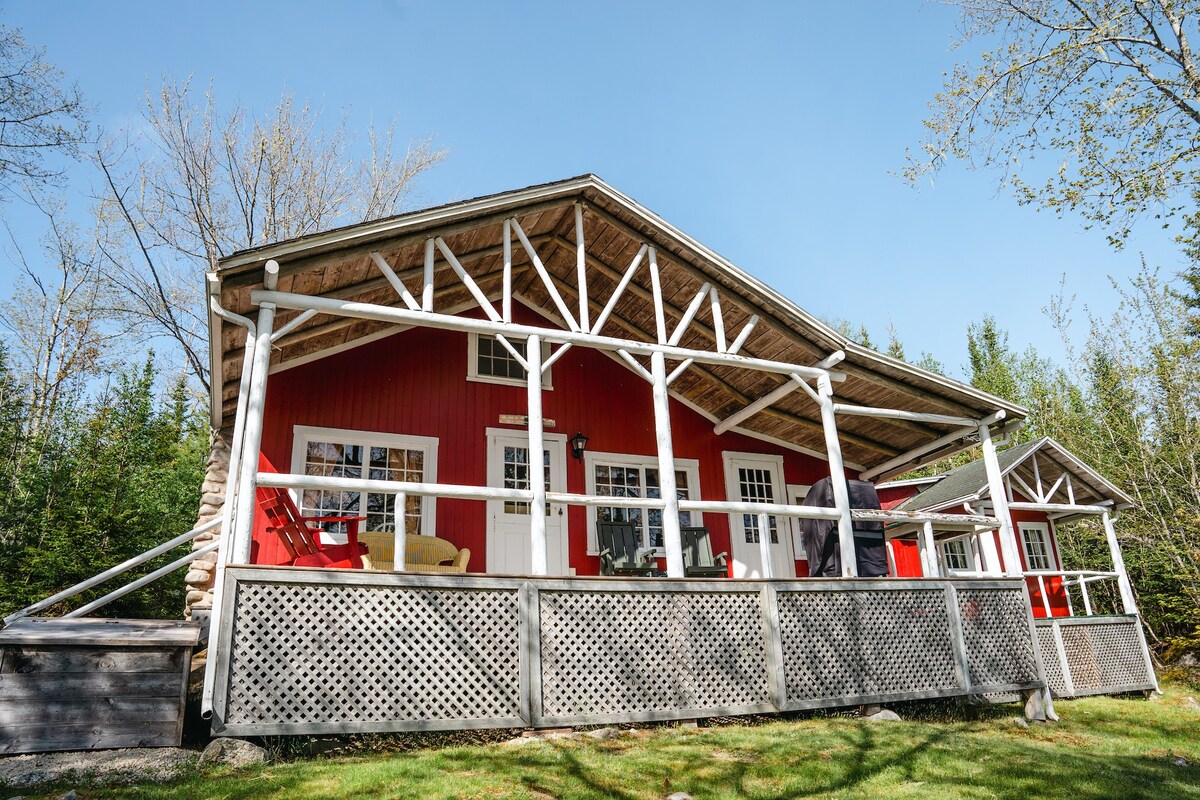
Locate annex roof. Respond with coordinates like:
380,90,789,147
208,174,1027,474
891,436,1134,515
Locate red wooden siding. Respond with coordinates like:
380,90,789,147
879,483,1070,617
251,305,840,575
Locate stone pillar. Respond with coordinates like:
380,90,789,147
184,427,232,618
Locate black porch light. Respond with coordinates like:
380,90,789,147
570,432,589,461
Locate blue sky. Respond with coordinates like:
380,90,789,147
2,0,1183,379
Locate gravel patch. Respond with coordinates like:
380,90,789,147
0,747,196,790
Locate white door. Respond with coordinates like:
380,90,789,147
723,453,796,579
486,429,569,575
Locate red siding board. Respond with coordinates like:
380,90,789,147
879,484,1070,618
252,305,846,576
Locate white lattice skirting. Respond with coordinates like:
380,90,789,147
209,568,1049,735
1036,616,1156,698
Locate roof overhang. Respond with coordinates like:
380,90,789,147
208,174,1027,475
895,436,1135,518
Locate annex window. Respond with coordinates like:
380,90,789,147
939,537,976,574
290,426,438,539
1020,522,1055,571
584,452,701,554
467,334,552,388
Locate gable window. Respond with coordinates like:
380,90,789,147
584,452,701,554
291,426,438,539
1019,522,1055,571
467,334,552,388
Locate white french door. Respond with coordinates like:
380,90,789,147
723,452,796,579
485,428,568,575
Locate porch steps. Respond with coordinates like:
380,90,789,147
0,617,199,754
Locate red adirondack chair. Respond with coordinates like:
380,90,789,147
255,479,369,570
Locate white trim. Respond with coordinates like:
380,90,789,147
582,450,702,556
290,425,440,539
1017,521,1055,572
785,483,812,564
466,332,553,389
938,537,978,576
484,427,568,575
722,451,793,578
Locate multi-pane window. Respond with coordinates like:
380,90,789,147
477,336,528,380
587,455,700,552
594,464,692,549
940,539,973,573
468,335,553,387
737,467,779,544
293,428,436,537
501,445,551,515
1021,525,1054,570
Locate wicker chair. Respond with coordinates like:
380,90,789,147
358,532,470,573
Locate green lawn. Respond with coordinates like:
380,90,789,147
11,687,1200,799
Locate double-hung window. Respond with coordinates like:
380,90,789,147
1019,522,1055,571
290,426,438,539
584,452,701,554
939,537,976,575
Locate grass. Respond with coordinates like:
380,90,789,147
7,686,1200,800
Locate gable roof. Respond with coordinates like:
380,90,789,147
208,174,1027,473
892,436,1134,513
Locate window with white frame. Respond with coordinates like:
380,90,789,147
467,334,552,388
736,465,780,544
939,538,976,574
1019,523,1055,571
291,426,438,538
584,453,701,553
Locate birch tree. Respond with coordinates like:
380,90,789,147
97,80,447,391
907,1,1200,251
0,196,122,435
0,25,87,196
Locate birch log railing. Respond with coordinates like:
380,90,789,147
2,519,222,626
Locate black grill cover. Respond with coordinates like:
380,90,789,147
801,477,889,577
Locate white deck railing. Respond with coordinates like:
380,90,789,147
2,519,221,626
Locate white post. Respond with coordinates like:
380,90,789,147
757,511,774,579
921,520,939,577
978,423,1021,576
817,373,857,577
1080,578,1094,616
393,491,407,571
574,203,588,331
1037,575,1052,617
526,334,547,575
423,238,435,312
709,286,726,352
199,303,256,717
501,223,512,322
231,260,280,564
1102,511,1138,614
650,350,684,577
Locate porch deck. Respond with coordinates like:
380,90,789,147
209,566,1047,736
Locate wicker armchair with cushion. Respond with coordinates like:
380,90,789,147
358,531,471,573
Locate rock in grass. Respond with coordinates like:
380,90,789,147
667,793,694,800
1174,755,1192,767
586,727,623,740
58,793,78,800
864,709,902,722
1010,717,1030,729
198,738,268,769
1183,696,1200,711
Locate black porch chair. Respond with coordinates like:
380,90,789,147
597,521,657,577
681,526,728,578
